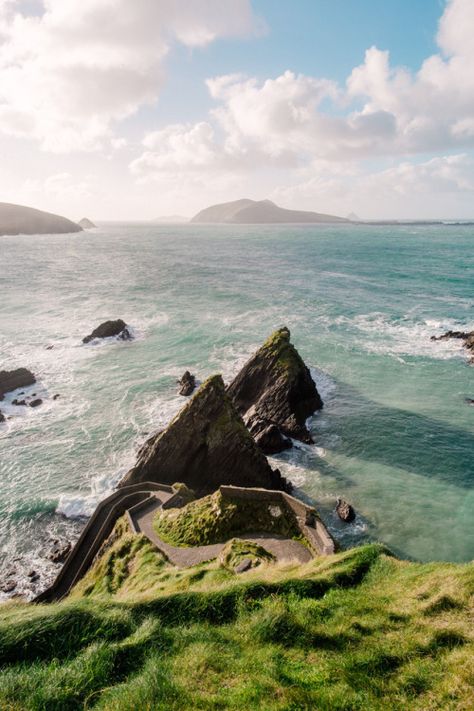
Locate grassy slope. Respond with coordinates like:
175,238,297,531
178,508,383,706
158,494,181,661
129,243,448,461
0,532,472,710
152,490,301,547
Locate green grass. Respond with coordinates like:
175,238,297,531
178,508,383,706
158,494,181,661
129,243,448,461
0,542,472,710
152,489,301,547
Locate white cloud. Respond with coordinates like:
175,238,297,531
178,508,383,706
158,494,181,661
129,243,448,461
130,0,474,217
0,0,260,152
271,154,474,219
134,0,474,172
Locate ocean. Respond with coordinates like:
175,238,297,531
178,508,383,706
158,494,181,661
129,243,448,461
0,223,473,599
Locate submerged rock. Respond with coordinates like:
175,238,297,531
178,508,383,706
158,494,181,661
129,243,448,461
0,368,36,400
431,330,474,362
82,319,132,344
177,371,196,396
336,498,355,523
29,398,43,408
119,374,289,494
227,327,322,450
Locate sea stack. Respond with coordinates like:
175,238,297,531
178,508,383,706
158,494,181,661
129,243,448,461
227,327,323,451
177,371,196,396
119,374,288,494
82,319,132,344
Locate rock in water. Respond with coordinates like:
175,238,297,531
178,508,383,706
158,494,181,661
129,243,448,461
47,539,71,564
78,217,96,229
431,330,474,363
0,368,36,400
252,421,292,455
119,374,289,494
178,371,196,396
82,319,132,344
336,498,355,523
227,327,323,448
0,410,5,423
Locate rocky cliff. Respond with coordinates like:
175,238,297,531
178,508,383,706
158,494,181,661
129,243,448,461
119,374,288,493
228,327,323,448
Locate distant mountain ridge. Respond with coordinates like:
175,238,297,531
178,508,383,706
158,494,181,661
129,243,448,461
191,198,348,224
0,202,82,236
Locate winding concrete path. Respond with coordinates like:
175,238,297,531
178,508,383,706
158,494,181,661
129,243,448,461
131,498,312,567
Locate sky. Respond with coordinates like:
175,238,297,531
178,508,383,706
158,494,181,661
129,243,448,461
0,0,474,221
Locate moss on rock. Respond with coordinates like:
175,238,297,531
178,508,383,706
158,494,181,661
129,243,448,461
153,490,301,547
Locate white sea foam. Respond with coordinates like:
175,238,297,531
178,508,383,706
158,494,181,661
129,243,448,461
333,312,473,360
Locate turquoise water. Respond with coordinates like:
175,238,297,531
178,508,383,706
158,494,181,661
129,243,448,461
0,223,473,597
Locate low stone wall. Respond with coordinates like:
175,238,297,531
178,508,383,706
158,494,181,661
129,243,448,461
219,485,335,555
37,481,334,604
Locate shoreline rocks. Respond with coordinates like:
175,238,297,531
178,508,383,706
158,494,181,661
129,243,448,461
431,330,474,363
177,371,196,396
0,368,36,400
227,327,323,452
82,319,132,344
119,374,289,494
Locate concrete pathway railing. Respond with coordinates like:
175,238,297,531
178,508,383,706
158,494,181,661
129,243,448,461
35,482,174,603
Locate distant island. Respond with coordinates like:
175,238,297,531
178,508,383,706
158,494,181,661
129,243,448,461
0,202,82,236
78,217,96,229
190,198,348,224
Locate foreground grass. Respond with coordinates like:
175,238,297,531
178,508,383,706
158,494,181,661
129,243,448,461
0,542,473,710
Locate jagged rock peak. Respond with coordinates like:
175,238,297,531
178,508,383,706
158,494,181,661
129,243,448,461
227,327,323,447
119,374,288,494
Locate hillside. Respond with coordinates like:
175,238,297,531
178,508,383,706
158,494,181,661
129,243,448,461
191,198,349,224
0,202,82,236
0,530,472,710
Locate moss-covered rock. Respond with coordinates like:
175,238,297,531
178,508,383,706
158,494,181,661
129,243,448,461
152,489,301,547
227,327,322,447
218,538,275,571
120,375,288,493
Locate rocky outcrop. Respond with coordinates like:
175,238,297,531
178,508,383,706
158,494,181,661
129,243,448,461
177,371,196,396
431,330,474,362
119,374,289,494
82,319,132,344
227,327,322,450
78,218,96,229
0,368,36,400
0,202,82,236
336,498,355,523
